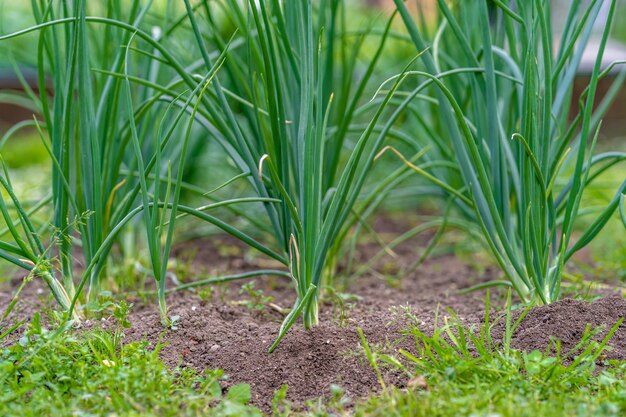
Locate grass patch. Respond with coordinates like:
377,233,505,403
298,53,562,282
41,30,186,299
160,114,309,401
338,296,626,417
0,313,261,417
348,363,626,417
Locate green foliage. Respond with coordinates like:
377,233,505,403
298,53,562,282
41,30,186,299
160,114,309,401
0,0,404,349
0,134,48,168
613,0,626,42
0,0,289,326
177,0,406,350
390,0,626,303
323,294,626,417
0,313,261,417
239,281,274,314
346,363,626,417
1,0,625,354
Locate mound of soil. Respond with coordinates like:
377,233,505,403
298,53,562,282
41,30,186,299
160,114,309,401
117,255,491,412
494,295,626,361
124,300,398,411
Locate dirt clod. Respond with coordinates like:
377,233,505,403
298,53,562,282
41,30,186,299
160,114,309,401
493,295,626,361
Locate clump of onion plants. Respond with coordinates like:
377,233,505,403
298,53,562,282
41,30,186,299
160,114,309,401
0,0,403,350
386,0,626,304
180,0,403,350
0,0,285,324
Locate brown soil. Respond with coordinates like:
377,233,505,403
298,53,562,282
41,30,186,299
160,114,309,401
113,254,493,413
1,227,626,413
492,295,626,362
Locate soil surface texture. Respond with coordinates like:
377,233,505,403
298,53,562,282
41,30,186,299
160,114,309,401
114,253,494,412
493,295,626,362
1,232,625,413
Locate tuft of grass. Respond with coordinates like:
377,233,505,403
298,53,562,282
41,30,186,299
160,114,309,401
347,359,626,417
239,281,274,314
333,293,626,417
0,313,262,417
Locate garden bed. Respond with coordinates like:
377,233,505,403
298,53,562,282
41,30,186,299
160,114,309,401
2,235,625,413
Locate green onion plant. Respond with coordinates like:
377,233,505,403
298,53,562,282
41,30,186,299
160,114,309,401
0,0,405,349
0,0,287,324
387,0,626,303
179,0,407,350
4,0,624,352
